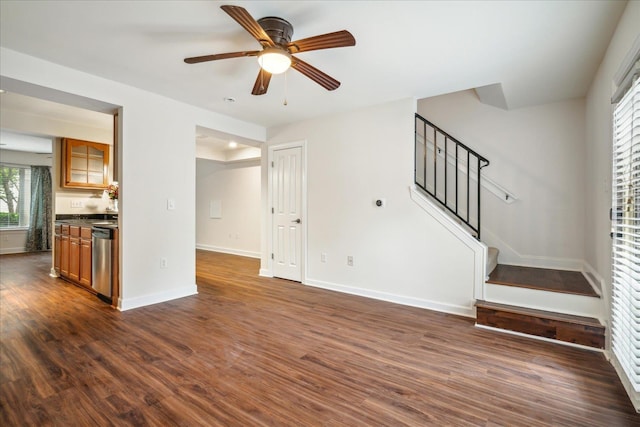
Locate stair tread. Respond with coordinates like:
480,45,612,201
476,300,603,328
487,264,599,297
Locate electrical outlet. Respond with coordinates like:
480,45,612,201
160,258,168,269
347,255,354,266
321,253,327,263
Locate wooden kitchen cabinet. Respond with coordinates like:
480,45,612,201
62,138,110,189
79,228,92,287
54,225,61,273
60,225,70,277
68,226,81,283
58,224,93,290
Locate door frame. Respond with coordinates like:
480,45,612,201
265,140,307,282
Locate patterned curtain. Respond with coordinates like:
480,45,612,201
26,166,52,252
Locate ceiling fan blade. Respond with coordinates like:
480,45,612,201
290,57,340,91
251,69,272,95
220,5,275,48
184,51,259,64
287,30,355,54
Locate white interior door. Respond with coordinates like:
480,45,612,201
272,146,302,281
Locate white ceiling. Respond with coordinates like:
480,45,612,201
0,129,52,154
1,91,113,131
0,1,628,129
0,91,113,154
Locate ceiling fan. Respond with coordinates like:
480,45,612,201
184,5,356,96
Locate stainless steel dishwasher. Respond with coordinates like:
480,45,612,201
92,226,114,301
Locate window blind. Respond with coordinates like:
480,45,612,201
611,76,640,394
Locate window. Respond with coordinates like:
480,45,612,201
0,164,31,228
611,76,639,395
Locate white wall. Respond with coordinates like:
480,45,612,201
196,159,261,258
1,47,266,310
418,91,587,270
263,99,478,317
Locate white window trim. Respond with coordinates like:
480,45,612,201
610,72,640,412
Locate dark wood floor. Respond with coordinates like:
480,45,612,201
1,251,638,426
488,264,599,297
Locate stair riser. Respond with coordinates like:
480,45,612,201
485,283,602,321
476,307,604,349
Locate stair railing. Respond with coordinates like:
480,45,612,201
414,113,490,239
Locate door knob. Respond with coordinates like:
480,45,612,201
292,218,301,224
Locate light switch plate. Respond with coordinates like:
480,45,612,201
167,198,176,210
209,200,222,218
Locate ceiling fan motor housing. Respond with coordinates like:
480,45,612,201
257,17,293,46
184,6,354,95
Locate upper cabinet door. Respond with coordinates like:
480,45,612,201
62,138,110,189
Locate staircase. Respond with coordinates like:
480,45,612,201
477,264,604,349
414,113,604,350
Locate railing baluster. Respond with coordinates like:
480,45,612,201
414,113,489,239
423,120,427,188
444,136,448,207
413,117,418,186
433,127,437,197
466,149,470,224
477,155,482,240
455,144,459,216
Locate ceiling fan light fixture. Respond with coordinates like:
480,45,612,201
258,48,291,74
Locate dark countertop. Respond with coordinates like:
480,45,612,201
56,214,117,221
56,219,118,227
55,214,118,228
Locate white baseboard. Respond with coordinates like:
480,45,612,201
196,243,260,259
259,268,273,277
304,277,475,318
0,247,27,255
582,261,604,296
118,284,198,311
